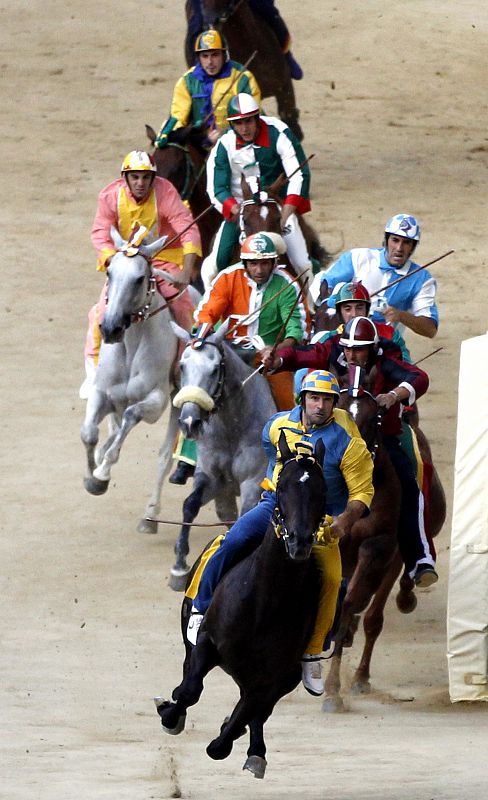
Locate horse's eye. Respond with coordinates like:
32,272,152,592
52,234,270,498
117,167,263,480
135,276,144,286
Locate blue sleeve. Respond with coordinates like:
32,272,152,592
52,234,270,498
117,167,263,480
321,252,355,307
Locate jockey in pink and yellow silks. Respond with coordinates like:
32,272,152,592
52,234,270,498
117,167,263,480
83,151,202,375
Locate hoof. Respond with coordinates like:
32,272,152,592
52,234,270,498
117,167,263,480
322,694,345,713
243,755,267,779
84,476,109,495
207,737,233,761
396,590,418,614
137,517,158,534
154,698,187,735
169,568,191,592
351,679,371,695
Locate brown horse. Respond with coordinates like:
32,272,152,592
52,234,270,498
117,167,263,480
186,0,304,141
145,124,221,289
238,175,331,282
322,376,446,712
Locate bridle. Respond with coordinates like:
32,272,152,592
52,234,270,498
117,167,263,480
238,197,282,242
201,0,246,25
105,258,183,325
184,339,227,412
340,387,383,461
272,454,328,555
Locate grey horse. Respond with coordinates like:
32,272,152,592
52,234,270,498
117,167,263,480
81,229,180,523
146,323,277,590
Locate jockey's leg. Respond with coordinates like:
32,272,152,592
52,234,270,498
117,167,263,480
192,491,276,613
383,435,436,581
265,371,295,411
281,214,314,293
200,220,239,290
184,0,203,64
79,285,107,398
248,0,303,80
305,541,342,655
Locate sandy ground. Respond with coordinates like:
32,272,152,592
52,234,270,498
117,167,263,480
2,1,487,798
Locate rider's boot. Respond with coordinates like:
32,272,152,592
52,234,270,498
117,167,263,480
301,654,324,696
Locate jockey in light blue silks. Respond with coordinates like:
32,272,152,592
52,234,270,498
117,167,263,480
185,0,303,80
310,214,439,342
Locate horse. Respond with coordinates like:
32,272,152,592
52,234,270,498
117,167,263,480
322,374,446,711
185,0,304,141
144,322,277,590
155,432,327,778
80,230,180,527
145,124,221,290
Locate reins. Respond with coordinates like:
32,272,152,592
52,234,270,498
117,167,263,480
340,387,383,461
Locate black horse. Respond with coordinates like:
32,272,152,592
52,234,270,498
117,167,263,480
156,432,328,778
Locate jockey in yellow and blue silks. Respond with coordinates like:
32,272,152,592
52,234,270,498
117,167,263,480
185,370,374,696
156,29,261,150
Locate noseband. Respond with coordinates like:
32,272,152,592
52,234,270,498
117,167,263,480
238,197,282,241
184,339,227,412
272,455,329,555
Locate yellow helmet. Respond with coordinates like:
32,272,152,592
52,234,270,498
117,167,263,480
300,370,340,397
120,151,156,174
195,29,226,52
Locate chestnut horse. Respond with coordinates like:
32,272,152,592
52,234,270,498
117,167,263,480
185,0,304,141
155,432,327,778
322,374,446,711
145,124,221,290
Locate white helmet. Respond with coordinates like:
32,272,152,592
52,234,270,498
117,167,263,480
384,214,421,242
227,93,260,122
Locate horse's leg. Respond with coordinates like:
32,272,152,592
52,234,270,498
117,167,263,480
156,632,219,735
80,390,113,495
93,389,164,483
238,476,264,516
138,403,179,534
274,82,303,142
169,473,212,591
353,554,404,693
207,694,258,762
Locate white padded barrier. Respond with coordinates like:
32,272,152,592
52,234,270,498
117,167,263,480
447,333,488,701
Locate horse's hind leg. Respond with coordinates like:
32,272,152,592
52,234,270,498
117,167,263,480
275,84,303,141
156,633,219,734
138,403,179,534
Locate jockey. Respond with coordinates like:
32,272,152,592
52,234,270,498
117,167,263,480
80,150,202,397
170,231,311,485
156,29,261,150
185,1,303,81
201,93,314,287
185,369,374,696
310,214,439,339
262,316,439,589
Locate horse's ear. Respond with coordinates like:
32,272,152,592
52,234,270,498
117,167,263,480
139,235,169,259
314,438,326,468
170,321,191,343
145,124,156,145
111,226,125,250
212,318,230,345
278,429,293,464
241,174,252,200
265,174,285,198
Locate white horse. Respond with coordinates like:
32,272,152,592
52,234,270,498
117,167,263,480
146,323,277,590
80,230,180,525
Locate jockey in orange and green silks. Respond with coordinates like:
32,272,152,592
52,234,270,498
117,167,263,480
156,29,261,150
84,150,202,367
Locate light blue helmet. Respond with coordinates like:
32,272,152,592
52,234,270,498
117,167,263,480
384,214,421,242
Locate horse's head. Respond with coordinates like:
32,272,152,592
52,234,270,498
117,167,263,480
336,366,381,455
274,431,327,561
101,232,167,343
239,174,282,240
172,323,229,438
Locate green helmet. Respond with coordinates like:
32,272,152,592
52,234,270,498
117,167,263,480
240,232,278,260
334,281,371,310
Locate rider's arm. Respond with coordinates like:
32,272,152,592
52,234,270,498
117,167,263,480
154,178,202,257
91,183,119,270
194,270,232,326
155,74,194,146
274,125,311,215
332,434,374,538
384,307,437,338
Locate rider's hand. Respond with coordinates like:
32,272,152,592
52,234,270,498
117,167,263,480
376,391,401,410
229,204,240,222
383,305,402,324
206,127,221,145
258,346,281,372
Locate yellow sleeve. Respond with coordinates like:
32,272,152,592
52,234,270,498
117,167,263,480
340,436,374,509
247,72,262,107
169,76,193,130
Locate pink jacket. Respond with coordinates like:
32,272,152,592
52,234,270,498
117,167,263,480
91,176,202,270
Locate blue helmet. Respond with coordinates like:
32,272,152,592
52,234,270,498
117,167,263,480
384,214,421,242
300,370,340,397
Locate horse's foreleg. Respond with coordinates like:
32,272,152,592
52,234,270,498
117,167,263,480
237,477,263,516
207,695,256,762
156,633,219,735
352,555,403,694
322,644,346,713
80,392,112,495
169,474,209,591
275,83,303,142
138,403,180,534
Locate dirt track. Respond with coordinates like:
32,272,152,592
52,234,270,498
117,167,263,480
3,1,487,798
